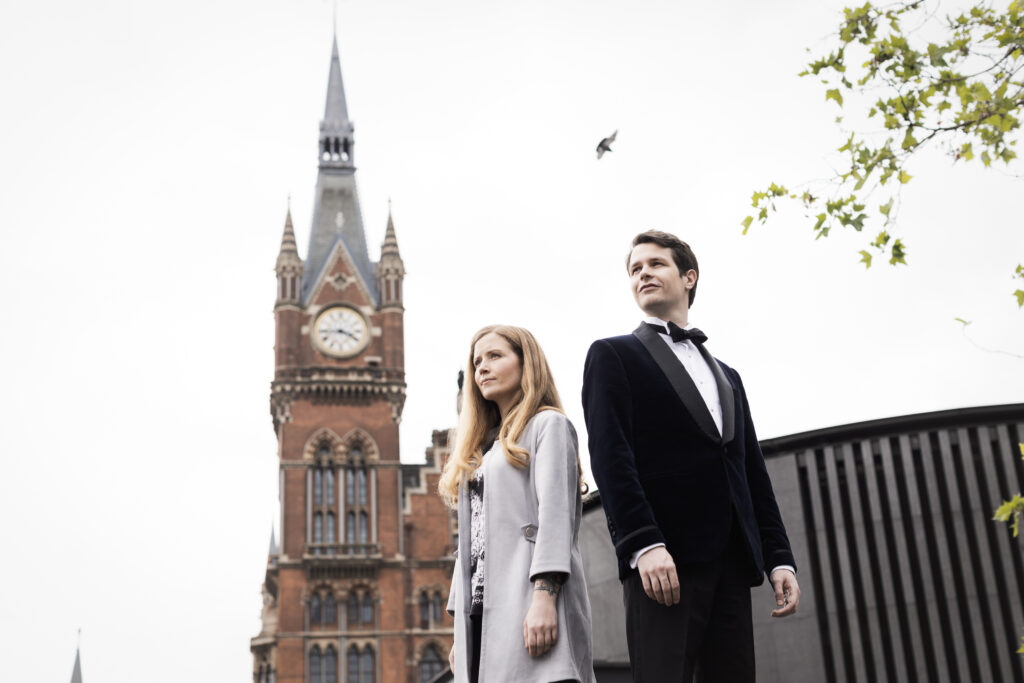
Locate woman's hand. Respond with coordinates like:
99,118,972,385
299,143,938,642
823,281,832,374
448,644,455,672
523,576,561,657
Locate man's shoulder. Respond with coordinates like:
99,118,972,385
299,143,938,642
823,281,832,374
589,333,642,350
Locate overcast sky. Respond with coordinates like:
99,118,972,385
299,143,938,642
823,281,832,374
1,1,1021,681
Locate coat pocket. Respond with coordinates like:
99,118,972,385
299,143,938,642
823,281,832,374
521,523,538,543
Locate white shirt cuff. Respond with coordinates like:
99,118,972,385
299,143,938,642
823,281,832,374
770,564,796,578
629,542,666,569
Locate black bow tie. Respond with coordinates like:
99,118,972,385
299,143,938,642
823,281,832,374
646,321,708,345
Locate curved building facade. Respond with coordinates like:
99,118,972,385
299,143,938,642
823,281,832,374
581,403,1024,682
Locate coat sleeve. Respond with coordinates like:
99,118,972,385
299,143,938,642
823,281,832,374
734,370,796,575
582,340,665,566
447,553,460,616
527,411,578,580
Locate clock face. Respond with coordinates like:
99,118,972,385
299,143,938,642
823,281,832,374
312,306,370,358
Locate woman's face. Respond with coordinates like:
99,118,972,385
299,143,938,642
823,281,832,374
472,332,523,418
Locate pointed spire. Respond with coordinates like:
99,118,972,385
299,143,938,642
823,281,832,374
276,208,301,272
324,34,350,127
268,525,278,556
69,643,83,683
381,202,400,258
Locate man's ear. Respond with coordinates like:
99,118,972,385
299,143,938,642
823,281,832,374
683,269,697,289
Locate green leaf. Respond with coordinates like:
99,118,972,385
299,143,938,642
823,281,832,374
741,216,754,234
1019,442,1023,460
898,169,912,184
859,250,873,268
902,128,918,150
993,494,1024,537
1014,289,1024,307
825,88,844,107
879,197,894,216
954,318,972,326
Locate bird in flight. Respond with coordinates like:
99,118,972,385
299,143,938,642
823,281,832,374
596,130,618,159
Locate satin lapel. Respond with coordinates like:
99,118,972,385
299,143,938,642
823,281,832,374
632,323,721,444
696,344,736,445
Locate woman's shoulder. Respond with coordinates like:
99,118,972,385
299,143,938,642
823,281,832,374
525,408,576,438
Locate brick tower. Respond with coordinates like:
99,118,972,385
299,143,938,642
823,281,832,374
251,33,455,683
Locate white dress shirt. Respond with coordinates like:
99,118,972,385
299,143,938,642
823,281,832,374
629,318,795,579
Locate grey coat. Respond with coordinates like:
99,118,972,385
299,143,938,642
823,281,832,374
447,410,596,683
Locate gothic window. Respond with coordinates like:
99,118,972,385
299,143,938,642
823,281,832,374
419,646,444,683
314,513,323,544
347,593,359,625
323,647,337,683
326,469,335,505
431,591,443,623
419,592,429,629
326,512,335,544
323,595,336,625
311,595,322,625
357,469,367,505
358,511,368,546
314,469,323,505
310,645,336,683
309,647,321,681
346,468,355,502
346,512,356,545
361,593,373,625
347,646,360,682
360,647,375,683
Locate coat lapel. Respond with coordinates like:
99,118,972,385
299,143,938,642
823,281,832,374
696,344,736,445
632,323,722,444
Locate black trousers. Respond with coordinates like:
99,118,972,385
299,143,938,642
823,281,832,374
623,520,755,683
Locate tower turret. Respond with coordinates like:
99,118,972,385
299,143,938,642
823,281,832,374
275,208,303,307
375,208,405,309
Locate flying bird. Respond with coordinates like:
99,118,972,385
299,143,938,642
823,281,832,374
596,130,618,159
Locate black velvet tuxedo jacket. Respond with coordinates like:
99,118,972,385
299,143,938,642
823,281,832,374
582,323,795,585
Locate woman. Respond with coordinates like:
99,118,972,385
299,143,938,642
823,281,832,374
439,325,595,683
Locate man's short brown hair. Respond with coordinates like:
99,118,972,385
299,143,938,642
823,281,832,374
627,230,699,306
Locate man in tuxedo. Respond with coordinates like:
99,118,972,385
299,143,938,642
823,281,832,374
582,230,800,682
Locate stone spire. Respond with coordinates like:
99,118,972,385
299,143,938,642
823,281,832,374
276,208,303,306
69,643,83,683
268,525,279,556
319,32,354,170
376,204,405,308
302,34,376,305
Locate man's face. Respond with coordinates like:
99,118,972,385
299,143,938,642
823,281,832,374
628,242,694,317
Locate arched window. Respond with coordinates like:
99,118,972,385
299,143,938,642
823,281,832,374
309,646,321,681
360,647,375,683
323,646,337,683
326,469,335,505
419,645,444,683
419,591,429,629
314,469,323,505
326,512,335,545
347,646,360,682
431,591,443,623
358,511,368,545
311,594,321,625
346,512,356,545
346,468,355,503
361,593,374,625
323,595,336,625
347,593,359,625
357,469,367,505
314,513,323,544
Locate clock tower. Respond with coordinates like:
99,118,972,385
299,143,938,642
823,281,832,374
252,33,455,683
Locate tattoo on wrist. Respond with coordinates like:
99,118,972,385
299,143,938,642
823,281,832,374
533,573,565,596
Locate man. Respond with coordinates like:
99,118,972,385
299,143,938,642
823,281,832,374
582,230,799,682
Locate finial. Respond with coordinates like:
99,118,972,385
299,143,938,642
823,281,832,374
77,628,81,648
287,193,291,211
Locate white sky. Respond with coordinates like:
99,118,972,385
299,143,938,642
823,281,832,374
1,1,1021,681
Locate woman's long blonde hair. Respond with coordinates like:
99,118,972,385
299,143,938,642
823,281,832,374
438,325,584,508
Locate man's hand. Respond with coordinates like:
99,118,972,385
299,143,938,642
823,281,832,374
448,644,455,672
523,590,558,656
769,568,800,617
637,546,680,606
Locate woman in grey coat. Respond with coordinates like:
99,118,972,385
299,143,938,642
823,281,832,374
439,325,596,683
